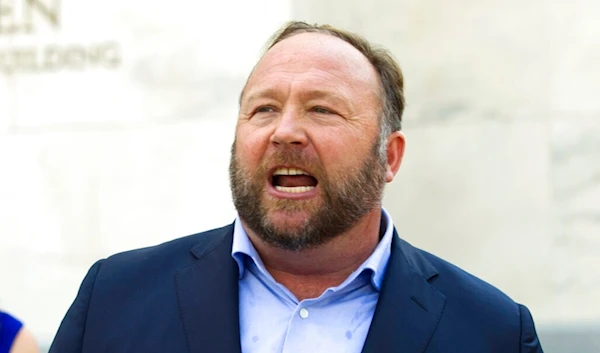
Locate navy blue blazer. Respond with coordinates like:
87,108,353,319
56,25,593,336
49,224,543,352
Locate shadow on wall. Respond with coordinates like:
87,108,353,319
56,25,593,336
537,325,600,353
37,325,600,353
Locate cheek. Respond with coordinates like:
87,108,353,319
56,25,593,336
312,132,365,169
235,127,270,165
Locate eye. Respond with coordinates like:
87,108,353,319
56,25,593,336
254,106,276,114
312,106,333,114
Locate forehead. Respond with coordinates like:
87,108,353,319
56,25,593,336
242,32,382,102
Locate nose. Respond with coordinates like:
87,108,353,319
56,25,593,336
270,109,308,148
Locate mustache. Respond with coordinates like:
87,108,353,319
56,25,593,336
258,149,324,176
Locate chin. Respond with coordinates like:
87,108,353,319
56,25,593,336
266,209,313,229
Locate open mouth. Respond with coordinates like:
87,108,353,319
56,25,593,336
271,167,318,194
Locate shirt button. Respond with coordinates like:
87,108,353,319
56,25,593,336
299,308,309,319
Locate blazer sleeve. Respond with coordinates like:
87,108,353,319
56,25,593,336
48,260,103,353
519,304,544,353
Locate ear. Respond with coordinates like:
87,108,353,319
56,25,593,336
385,131,405,183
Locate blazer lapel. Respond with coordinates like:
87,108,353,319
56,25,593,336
176,225,241,353
362,231,446,353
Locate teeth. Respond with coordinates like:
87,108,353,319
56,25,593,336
275,186,315,193
273,167,310,176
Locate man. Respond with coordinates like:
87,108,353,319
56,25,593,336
49,21,544,353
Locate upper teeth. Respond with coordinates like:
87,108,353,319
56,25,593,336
273,167,310,176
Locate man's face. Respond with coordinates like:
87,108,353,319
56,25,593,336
229,32,388,251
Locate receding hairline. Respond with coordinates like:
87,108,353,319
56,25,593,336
239,31,383,106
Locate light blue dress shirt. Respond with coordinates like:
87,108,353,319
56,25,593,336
231,208,394,353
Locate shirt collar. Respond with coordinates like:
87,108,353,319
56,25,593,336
231,208,394,291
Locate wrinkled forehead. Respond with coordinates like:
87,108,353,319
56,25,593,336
242,32,382,101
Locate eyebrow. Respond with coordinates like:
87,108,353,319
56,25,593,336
242,87,285,107
299,89,350,104
241,87,352,110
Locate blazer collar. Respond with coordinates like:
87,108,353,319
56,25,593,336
361,229,446,353
176,225,446,353
176,224,241,353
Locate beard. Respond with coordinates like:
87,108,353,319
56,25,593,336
229,138,387,251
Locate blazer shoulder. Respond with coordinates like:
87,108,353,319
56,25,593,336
400,238,520,313
96,223,234,281
394,238,542,351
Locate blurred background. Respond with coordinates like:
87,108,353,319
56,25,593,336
0,0,599,351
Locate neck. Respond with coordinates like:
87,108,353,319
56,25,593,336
242,208,383,301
